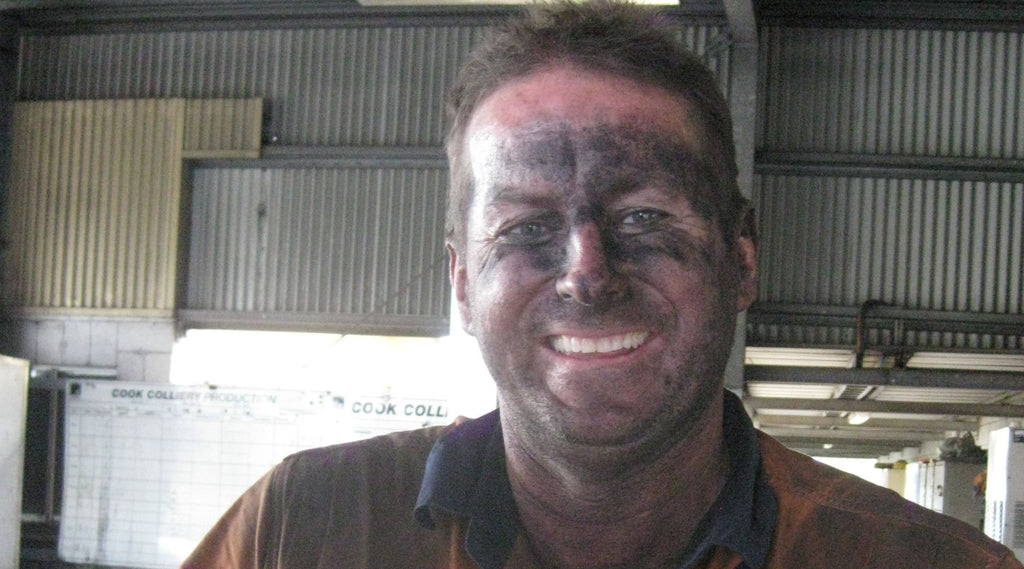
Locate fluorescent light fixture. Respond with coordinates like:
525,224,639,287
847,412,870,425
744,347,855,368
744,347,1024,373
359,0,678,6
358,0,518,5
906,352,1024,372
746,382,841,399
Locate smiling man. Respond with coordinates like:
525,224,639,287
447,63,755,567
183,2,1022,569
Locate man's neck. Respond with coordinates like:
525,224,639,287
502,401,729,569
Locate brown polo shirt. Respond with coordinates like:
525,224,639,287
182,392,1022,569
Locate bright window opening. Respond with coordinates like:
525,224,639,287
169,328,497,424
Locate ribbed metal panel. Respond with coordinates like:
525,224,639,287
182,98,262,158
752,174,1023,350
17,23,727,148
18,26,486,147
749,323,1022,351
0,49,15,207
13,19,729,332
185,167,449,334
759,26,1024,158
756,174,1023,311
3,100,185,311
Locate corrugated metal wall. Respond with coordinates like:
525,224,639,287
758,27,1023,157
752,25,1024,350
181,166,450,336
753,175,1023,349
1,98,261,313
17,23,728,147
757,176,1023,311
4,100,185,312
11,16,1019,348
0,45,14,217
18,26,483,147
183,98,263,158
13,18,728,335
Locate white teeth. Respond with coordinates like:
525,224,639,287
551,332,649,355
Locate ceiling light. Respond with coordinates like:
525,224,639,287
358,0,679,6
906,352,1024,372
847,412,870,425
744,347,855,368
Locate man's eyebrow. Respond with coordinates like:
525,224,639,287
487,185,562,208
650,139,708,178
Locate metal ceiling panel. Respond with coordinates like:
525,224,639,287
759,26,1023,158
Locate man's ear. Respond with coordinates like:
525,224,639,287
734,207,758,312
447,243,474,335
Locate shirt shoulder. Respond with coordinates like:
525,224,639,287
757,431,1022,569
183,426,452,569
273,425,448,490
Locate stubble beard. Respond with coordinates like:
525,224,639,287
492,311,735,479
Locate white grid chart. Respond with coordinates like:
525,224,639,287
59,381,352,569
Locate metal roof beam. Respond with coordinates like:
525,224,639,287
756,0,1024,31
722,0,755,44
787,446,894,459
746,397,1024,418
754,414,976,433
763,428,930,444
2,3,728,33
771,435,919,449
192,145,448,170
745,365,1024,391
756,152,1024,183
748,303,1024,336
720,0,756,395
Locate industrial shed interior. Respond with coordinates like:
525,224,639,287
0,0,1021,567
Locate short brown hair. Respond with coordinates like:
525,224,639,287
445,0,748,251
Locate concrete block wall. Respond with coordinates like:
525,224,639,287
0,316,175,382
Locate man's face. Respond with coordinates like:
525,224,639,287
450,65,757,452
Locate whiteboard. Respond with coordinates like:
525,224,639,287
58,381,450,568
0,355,30,569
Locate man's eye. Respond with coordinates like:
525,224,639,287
619,209,667,233
510,222,546,235
498,220,556,244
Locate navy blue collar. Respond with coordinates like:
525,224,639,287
672,391,778,569
414,410,520,569
415,391,777,569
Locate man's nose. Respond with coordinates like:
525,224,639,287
554,223,626,305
